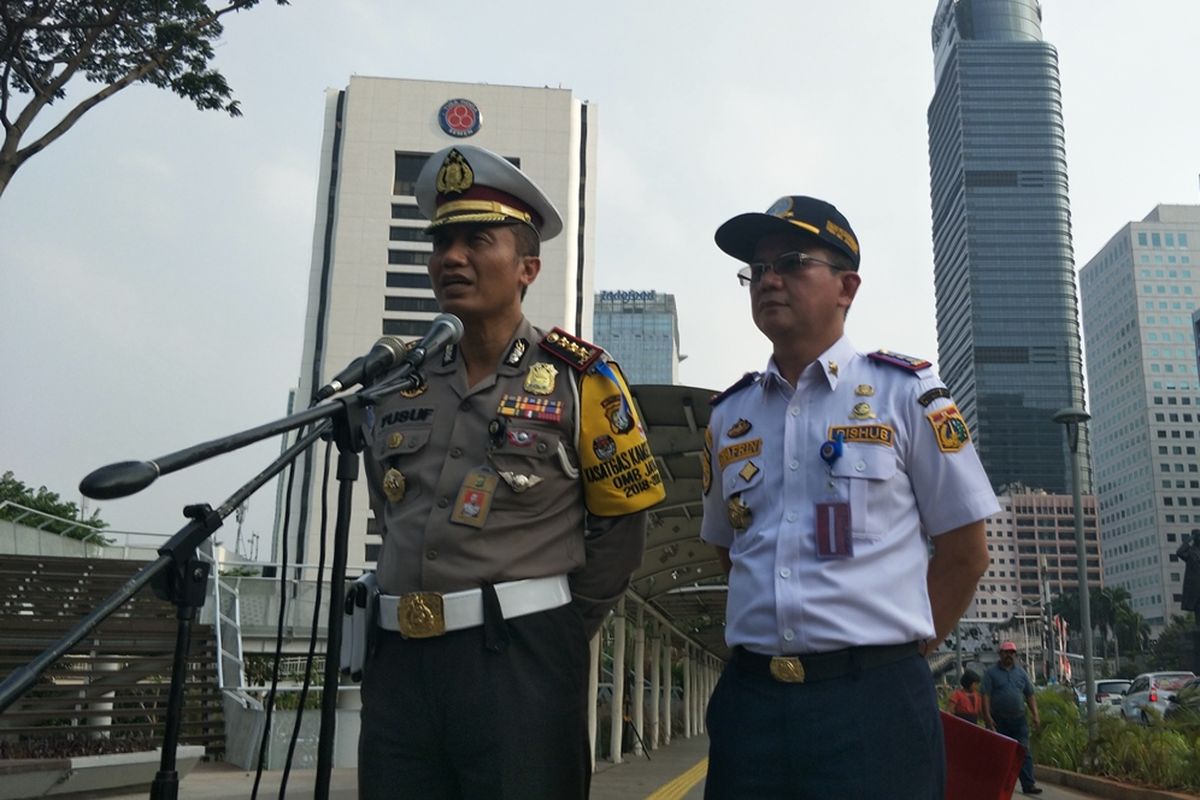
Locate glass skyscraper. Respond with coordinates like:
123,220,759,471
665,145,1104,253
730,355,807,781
927,0,1091,494
1080,206,1200,628
593,290,682,385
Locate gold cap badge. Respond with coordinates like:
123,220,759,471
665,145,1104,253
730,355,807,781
435,149,474,195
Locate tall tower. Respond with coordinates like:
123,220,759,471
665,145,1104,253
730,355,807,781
284,76,597,569
927,0,1091,494
592,290,684,385
1080,205,1200,628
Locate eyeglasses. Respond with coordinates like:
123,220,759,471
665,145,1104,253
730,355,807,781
736,251,844,286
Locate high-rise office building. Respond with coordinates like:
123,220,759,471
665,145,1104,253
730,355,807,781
284,76,598,568
1080,205,1200,627
960,488,1099,670
927,0,1090,494
592,290,683,385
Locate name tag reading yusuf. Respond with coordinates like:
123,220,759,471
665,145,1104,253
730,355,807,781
814,501,853,559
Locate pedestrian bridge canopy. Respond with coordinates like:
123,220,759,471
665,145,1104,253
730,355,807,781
627,385,729,661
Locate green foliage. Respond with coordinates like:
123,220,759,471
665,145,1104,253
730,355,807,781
243,654,322,710
1151,615,1199,671
1031,687,1088,770
0,469,112,542
1029,687,1200,792
0,0,288,195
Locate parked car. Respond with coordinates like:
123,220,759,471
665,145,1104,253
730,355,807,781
1075,679,1132,717
1164,677,1200,722
1121,671,1195,723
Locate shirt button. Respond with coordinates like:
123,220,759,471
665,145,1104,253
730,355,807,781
425,549,438,560
780,567,791,579
783,630,795,641
855,461,866,472
437,497,450,509
789,407,800,417
459,400,471,412
450,447,463,458
536,442,548,453
786,512,797,523
789,460,800,470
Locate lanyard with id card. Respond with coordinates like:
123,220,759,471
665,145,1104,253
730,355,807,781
815,431,853,559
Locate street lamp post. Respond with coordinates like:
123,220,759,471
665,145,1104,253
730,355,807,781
1054,406,1098,740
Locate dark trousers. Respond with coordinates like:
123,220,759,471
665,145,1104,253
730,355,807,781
358,603,591,800
993,714,1035,791
704,653,945,800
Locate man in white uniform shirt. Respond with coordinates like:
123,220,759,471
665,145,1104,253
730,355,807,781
700,195,997,799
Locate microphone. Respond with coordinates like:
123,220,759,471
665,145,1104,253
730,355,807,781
314,337,408,401
396,313,464,372
312,314,464,401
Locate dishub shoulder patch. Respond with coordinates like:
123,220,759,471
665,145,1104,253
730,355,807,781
710,372,760,407
538,327,603,372
868,349,932,374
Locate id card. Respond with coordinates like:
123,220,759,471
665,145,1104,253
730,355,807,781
814,501,853,559
450,469,500,528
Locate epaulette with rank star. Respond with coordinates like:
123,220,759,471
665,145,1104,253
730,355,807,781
868,349,932,374
538,327,603,372
709,372,760,407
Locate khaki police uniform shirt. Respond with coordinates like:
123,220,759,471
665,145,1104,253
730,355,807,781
362,317,658,630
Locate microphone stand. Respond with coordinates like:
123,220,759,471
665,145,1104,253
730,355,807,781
0,369,425,800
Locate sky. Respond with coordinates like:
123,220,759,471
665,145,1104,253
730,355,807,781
2,1,1198,548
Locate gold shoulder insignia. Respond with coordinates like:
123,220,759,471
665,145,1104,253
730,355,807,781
538,327,603,372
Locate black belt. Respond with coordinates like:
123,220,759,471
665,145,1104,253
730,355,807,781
732,642,920,684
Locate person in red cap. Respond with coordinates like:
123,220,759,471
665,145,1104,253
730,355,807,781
356,144,664,799
982,641,1042,795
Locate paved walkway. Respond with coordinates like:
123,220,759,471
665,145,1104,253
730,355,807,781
96,734,1105,799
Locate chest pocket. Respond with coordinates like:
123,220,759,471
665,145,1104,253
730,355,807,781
831,445,897,540
488,424,570,492
370,426,433,501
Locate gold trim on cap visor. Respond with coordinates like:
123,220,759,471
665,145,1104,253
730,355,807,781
434,199,533,225
787,219,820,236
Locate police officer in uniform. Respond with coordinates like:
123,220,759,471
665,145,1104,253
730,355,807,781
700,195,998,799
358,144,665,799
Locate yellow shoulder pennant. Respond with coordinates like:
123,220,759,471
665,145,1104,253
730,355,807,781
578,358,665,515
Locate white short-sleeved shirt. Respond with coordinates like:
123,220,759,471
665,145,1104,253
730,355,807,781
700,336,999,655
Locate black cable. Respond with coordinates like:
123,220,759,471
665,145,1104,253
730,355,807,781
279,440,332,797
251,449,300,799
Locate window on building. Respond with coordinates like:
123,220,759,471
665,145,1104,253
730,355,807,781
386,272,433,289
388,250,431,266
394,151,432,196
383,319,436,336
385,296,442,313
391,203,427,220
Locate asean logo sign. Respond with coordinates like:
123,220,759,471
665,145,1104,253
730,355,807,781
438,98,481,138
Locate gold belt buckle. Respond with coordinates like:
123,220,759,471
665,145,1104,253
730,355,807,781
769,656,806,683
397,592,445,638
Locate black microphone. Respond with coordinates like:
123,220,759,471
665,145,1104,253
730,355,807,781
314,337,408,401
395,313,464,372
